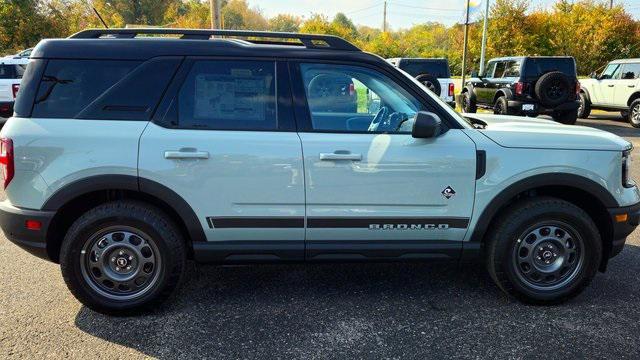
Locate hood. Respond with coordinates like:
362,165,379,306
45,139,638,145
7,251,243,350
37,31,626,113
462,113,631,151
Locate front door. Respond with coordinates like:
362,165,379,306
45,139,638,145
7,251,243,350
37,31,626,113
139,59,305,261
593,63,622,106
291,62,477,260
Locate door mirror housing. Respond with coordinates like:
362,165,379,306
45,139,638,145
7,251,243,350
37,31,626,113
412,111,441,138
590,71,598,79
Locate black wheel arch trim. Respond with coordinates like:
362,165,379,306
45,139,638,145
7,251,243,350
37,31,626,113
627,92,640,106
462,85,477,100
580,88,592,103
494,88,513,103
41,174,207,243
468,173,618,246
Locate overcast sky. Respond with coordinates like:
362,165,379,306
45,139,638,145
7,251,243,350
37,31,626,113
246,0,640,30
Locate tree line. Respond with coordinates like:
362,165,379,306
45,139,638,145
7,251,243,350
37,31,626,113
1,0,638,75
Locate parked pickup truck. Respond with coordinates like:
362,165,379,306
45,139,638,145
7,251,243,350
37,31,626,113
0,56,28,121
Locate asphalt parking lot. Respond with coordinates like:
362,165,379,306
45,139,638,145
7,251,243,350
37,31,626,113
2,113,640,359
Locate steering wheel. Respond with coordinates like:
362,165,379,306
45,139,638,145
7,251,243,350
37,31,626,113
367,106,389,132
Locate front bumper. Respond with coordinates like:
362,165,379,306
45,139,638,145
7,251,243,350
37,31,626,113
507,100,580,115
607,201,640,259
0,200,54,261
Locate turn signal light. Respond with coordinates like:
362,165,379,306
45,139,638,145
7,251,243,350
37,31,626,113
615,214,628,223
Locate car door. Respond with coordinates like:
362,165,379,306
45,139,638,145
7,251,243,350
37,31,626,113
616,63,640,107
489,61,510,103
475,61,497,104
291,61,477,260
138,59,305,261
594,63,622,106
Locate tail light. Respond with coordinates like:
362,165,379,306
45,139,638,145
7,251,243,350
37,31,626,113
11,84,19,99
0,138,14,189
448,82,455,97
349,83,355,96
514,82,525,96
575,82,580,95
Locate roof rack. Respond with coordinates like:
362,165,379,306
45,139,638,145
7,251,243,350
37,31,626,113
69,28,361,51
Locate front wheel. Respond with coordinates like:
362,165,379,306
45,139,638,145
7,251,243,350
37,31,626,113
485,197,601,304
628,99,640,128
462,91,477,113
60,201,186,315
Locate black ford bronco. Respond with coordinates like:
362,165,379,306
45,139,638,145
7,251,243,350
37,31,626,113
462,56,580,124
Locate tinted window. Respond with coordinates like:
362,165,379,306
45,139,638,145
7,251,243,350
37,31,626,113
398,60,450,78
503,60,521,77
484,62,497,77
525,58,576,77
493,62,507,78
32,60,139,118
621,63,640,79
177,60,276,130
0,65,16,79
300,63,430,133
15,64,26,78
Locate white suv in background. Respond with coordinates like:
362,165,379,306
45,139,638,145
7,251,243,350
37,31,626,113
579,59,640,127
0,56,28,122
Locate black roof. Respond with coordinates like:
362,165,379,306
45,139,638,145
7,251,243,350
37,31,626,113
31,28,379,62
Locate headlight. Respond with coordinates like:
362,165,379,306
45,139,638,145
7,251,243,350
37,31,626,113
622,149,635,188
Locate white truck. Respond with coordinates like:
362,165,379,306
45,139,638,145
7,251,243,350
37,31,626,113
0,56,28,122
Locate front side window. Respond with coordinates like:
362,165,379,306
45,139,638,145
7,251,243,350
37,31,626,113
601,63,621,80
177,60,277,130
299,63,429,133
484,62,497,77
621,63,640,79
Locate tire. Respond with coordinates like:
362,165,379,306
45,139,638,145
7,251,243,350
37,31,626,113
627,99,640,128
416,74,441,96
485,197,601,304
493,96,512,115
535,71,572,107
462,91,477,113
60,201,186,315
577,92,591,119
621,110,630,121
552,109,578,125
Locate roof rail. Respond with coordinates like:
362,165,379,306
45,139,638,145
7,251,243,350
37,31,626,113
69,28,361,51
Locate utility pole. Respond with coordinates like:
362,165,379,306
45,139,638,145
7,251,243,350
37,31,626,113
479,0,490,75
610,0,613,9
461,0,471,88
210,0,221,29
383,1,387,32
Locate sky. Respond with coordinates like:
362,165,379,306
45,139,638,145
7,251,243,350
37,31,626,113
246,0,640,30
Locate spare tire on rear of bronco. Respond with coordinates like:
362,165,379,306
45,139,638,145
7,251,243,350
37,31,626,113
535,71,572,107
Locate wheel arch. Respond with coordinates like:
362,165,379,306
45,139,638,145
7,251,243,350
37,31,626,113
468,173,617,270
493,88,513,104
580,87,592,103
43,175,205,263
627,91,640,107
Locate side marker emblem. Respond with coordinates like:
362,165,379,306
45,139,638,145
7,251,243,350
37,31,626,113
442,186,456,199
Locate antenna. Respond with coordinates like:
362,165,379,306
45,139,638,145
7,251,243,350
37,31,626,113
93,7,109,29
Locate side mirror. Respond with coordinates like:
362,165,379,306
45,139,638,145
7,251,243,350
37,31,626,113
412,111,441,138
590,71,598,79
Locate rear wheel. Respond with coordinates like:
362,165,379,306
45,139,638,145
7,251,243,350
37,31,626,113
628,99,640,128
60,201,186,315
485,197,601,304
493,96,512,115
416,74,441,96
577,92,591,119
552,109,578,125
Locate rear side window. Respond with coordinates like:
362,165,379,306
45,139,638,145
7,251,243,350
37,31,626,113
32,60,139,118
177,60,277,130
503,60,521,77
621,63,640,79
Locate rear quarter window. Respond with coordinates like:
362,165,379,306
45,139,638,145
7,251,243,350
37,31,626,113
32,60,140,119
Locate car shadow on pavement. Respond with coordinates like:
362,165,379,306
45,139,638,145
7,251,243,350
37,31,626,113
579,113,640,138
74,244,640,358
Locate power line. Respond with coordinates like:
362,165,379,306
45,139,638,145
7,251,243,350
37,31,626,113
391,2,461,12
345,2,384,15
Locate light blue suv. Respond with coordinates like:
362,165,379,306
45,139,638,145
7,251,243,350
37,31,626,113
1,29,639,314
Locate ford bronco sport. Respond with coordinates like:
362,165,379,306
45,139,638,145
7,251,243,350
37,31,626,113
1,29,638,314
579,59,640,127
462,56,580,125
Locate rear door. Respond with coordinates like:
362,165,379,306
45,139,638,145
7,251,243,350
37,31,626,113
291,61,477,260
616,63,640,107
138,59,305,261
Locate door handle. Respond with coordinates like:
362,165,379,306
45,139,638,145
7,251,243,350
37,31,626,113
164,149,209,159
629,85,636,88
607,84,615,87
319,152,362,161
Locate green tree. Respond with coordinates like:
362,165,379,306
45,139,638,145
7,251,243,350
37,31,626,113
269,14,301,32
